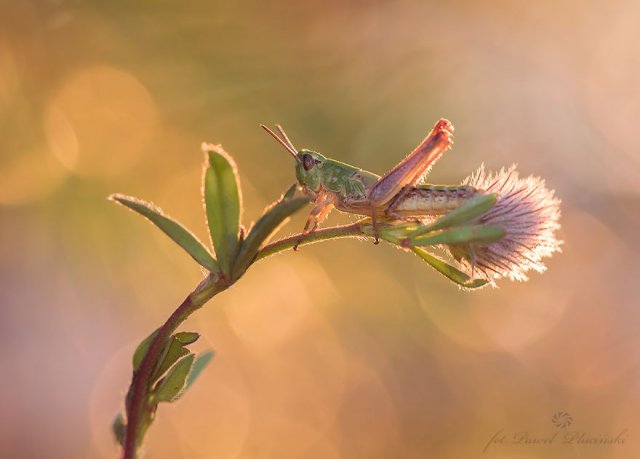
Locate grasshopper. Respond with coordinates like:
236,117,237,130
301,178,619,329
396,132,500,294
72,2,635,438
261,119,481,246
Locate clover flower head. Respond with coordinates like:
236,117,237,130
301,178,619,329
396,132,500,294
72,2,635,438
448,164,562,283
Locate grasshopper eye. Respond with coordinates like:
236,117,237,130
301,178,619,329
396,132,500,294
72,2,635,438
302,153,316,171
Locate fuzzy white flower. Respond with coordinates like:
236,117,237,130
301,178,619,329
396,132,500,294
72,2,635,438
448,164,562,282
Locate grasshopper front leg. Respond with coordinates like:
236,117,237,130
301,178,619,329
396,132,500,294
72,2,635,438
295,190,335,250
367,119,454,240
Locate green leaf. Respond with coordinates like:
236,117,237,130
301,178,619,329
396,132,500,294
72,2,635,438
409,225,505,247
110,194,219,272
179,351,214,399
132,329,159,371
231,197,309,279
112,412,126,446
174,331,200,345
152,336,189,382
154,353,196,403
282,183,298,200
412,247,488,289
408,193,497,237
203,144,242,276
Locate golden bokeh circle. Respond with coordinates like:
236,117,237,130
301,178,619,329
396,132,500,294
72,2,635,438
47,65,158,177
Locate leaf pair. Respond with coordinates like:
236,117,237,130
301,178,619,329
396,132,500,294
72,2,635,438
108,144,240,276
113,330,214,446
108,143,241,277
202,145,308,279
134,329,212,402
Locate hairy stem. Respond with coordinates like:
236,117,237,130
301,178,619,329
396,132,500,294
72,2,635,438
121,221,370,458
122,274,223,459
255,221,367,262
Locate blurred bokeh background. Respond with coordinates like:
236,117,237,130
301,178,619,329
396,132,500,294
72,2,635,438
2,1,639,458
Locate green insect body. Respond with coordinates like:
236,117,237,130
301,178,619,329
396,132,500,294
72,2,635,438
261,119,481,242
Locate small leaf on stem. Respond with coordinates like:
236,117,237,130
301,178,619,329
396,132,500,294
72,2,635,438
154,353,196,403
180,351,214,398
110,194,219,272
152,336,190,382
174,331,200,345
408,225,505,247
412,247,488,289
132,329,159,371
112,412,126,446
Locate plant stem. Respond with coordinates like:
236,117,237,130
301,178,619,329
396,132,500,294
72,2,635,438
255,221,366,262
121,274,223,459
121,221,369,458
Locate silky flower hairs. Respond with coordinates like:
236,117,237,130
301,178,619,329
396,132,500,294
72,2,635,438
448,164,562,283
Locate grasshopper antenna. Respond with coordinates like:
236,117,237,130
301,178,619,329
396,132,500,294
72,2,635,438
261,124,301,162
275,124,297,153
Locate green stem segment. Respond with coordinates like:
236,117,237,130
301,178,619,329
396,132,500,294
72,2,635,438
255,221,365,261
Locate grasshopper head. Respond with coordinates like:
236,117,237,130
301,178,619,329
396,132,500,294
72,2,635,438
261,124,325,195
295,149,326,194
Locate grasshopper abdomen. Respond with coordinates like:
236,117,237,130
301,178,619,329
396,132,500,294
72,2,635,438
390,185,481,217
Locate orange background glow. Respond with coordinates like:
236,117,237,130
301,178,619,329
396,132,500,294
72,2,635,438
1,1,639,458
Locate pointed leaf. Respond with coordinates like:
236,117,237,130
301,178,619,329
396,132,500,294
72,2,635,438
202,144,242,276
177,351,214,400
154,353,196,403
132,329,159,371
110,194,219,272
412,247,488,289
152,336,189,382
231,197,309,279
174,331,200,345
409,225,504,247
